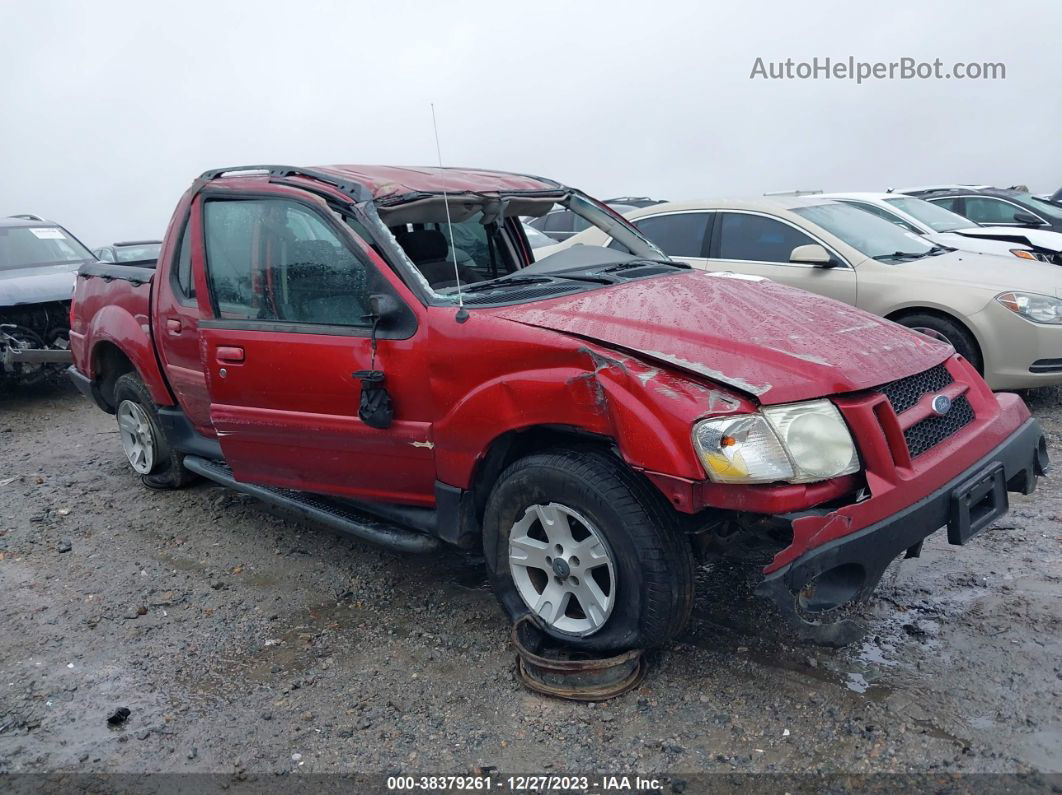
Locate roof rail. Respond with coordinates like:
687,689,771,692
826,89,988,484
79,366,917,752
763,189,823,197
198,165,371,202
7,213,46,221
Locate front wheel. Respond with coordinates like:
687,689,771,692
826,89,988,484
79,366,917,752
895,313,983,373
483,449,695,652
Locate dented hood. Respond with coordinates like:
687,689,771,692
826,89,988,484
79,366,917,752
0,263,80,308
493,272,950,405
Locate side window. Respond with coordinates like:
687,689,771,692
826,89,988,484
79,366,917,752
839,201,920,233
716,213,816,263
542,211,573,234
203,198,370,326
174,222,195,300
927,197,960,213
963,197,1025,224
632,213,710,258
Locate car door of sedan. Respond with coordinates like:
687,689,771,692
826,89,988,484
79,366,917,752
705,211,858,305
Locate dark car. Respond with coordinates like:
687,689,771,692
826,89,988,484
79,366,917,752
1,215,93,382
93,240,163,266
901,186,1062,234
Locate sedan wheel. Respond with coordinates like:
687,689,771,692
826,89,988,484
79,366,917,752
508,502,616,637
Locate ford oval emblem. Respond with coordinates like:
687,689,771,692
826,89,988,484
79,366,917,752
931,394,952,416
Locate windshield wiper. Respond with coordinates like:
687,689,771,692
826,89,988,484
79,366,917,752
443,275,556,295
873,250,927,262
599,258,690,273
923,245,952,256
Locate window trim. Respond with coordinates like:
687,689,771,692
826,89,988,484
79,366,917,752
197,189,416,339
705,209,853,269
169,211,197,307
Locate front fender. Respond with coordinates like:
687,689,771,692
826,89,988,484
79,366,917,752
432,338,751,489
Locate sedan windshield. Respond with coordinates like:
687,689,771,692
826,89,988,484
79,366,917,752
793,203,934,261
0,226,95,271
884,196,972,233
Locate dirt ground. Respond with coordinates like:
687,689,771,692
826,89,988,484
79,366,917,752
1,382,1060,787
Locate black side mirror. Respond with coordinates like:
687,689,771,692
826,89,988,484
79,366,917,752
368,293,402,326
1013,211,1047,226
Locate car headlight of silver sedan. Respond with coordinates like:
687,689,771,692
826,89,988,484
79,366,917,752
995,291,1062,325
693,399,860,484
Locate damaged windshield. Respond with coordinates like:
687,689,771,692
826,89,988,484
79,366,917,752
0,226,95,270
372,191,668,304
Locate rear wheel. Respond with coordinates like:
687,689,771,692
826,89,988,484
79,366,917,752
483,449,695,651
895,312,983,372
113,373,195,489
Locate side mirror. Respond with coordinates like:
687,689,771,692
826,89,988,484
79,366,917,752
1013,211,1047,226
368,293,402,327
790,243,836,268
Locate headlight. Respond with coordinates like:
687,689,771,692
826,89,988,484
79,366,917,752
1010,249,1054,263
693,399,859,485
995,291,1062,325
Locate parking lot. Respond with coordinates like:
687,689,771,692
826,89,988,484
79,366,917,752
1,382,1059,780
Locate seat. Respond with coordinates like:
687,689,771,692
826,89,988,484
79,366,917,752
395,229,475,288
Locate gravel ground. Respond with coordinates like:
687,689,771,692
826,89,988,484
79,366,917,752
0,383,1060,785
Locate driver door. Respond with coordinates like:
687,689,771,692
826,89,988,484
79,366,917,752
195,192,437,506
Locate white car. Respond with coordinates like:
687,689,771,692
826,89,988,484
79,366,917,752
820,192,1060,264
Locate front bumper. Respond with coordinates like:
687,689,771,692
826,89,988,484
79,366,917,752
755,417,1048,624
972,301,1062,390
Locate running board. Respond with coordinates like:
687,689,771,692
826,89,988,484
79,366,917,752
182,456,441,554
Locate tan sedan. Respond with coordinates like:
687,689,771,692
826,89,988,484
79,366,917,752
550,197,1062,390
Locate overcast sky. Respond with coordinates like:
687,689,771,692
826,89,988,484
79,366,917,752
2,0,1059,246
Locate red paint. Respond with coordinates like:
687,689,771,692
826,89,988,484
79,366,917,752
69,165,1033,571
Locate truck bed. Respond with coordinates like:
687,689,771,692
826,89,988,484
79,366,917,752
69,261,156,393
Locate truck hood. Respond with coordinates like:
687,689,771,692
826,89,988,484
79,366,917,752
493,271,950,405
0,262,80,307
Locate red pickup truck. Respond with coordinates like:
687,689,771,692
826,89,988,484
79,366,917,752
69,165,1049,649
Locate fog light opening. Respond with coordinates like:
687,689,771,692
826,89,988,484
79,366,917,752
798,563,867,613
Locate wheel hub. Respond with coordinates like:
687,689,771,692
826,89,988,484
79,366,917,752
117,400,155,475
508,502,616,637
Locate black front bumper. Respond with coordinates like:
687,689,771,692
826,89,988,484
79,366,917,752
756,418,1049,633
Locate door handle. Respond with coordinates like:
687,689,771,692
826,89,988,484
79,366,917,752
216,346,245,363
166,318,182,334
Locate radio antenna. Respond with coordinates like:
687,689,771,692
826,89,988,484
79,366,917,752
430,103,466,318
